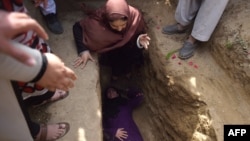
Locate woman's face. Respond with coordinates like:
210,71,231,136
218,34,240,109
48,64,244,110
107,88,119,99
109,19,127,32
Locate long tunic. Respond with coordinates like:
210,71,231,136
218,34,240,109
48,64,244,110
103,90,144,141
0,42,45,141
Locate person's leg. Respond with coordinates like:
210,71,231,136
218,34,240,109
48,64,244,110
191,0,229,42
23,89,69,107
175,0,201,26
40,0,63,34
12,82,70,140
34,122,70,141
12,81,41,138
179,0,229,59
162,0,201,34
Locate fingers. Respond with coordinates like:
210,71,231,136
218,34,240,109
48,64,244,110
19,17,48,40
47,70,76,91
89,55,95,62
73,57,85,68
81,59,87,69
65,67,77,80
9,12,48,40
141,42,148,50
139,33,150,50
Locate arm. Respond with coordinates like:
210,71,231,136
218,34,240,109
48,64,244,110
0,41,77,91
72,22,95,69
73,22,88,55
0,41,43,82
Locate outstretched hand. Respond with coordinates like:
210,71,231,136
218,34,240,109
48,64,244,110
0,10,48,66
73,50,95,69
139,34,151,50
115,128,128,141
37,53,77,91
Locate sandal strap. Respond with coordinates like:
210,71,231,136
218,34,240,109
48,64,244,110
40,124,47,141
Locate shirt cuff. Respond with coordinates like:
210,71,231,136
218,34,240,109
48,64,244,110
136,35,144,49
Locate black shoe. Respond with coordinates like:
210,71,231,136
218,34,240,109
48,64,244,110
44,13,63,34
178,41,197,59
162,23,187,35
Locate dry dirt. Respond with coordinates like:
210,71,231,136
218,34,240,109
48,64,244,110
25,0,250,141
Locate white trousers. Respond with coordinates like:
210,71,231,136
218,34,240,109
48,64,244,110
175,0,229,41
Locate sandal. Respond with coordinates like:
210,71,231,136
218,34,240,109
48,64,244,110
162,23,187,35
33,89,69,107
35,122,70,141
178,41,197,59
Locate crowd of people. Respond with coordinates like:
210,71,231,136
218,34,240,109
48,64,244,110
0,0,228,140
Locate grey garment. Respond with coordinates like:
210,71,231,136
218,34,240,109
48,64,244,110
0,80,33,141
175,0,229,41
0,42,43,141
0,41,43,82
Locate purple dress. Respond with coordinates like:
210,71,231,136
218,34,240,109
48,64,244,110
103,89,144,141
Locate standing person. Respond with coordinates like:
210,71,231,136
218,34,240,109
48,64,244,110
34,0,63,34
162,0,229,59
73,0,150,80
102,86,144,141
0,10,76,141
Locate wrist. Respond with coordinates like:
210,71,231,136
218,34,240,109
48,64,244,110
30,53,48,82
136,35,144,48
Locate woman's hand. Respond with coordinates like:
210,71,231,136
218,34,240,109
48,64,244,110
139,34,151,50
73,50,95,69
115,128,128,141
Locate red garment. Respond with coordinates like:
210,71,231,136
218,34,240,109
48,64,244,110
80,0,146,53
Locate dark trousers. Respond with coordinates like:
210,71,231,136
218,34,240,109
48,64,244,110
11,81,54,139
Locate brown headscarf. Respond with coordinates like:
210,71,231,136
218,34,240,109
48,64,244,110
80,0,145,53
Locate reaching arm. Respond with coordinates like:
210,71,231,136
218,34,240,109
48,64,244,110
0,41,43,82
72,22,95,69
0,41,77,91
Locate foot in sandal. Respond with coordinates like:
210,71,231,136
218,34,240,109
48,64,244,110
35,122,70,141
32,89,69,107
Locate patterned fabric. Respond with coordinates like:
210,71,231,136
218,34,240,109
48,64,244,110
0,0,52,99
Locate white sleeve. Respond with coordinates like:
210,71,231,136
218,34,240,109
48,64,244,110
0,41,43,82
136,34,144,49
